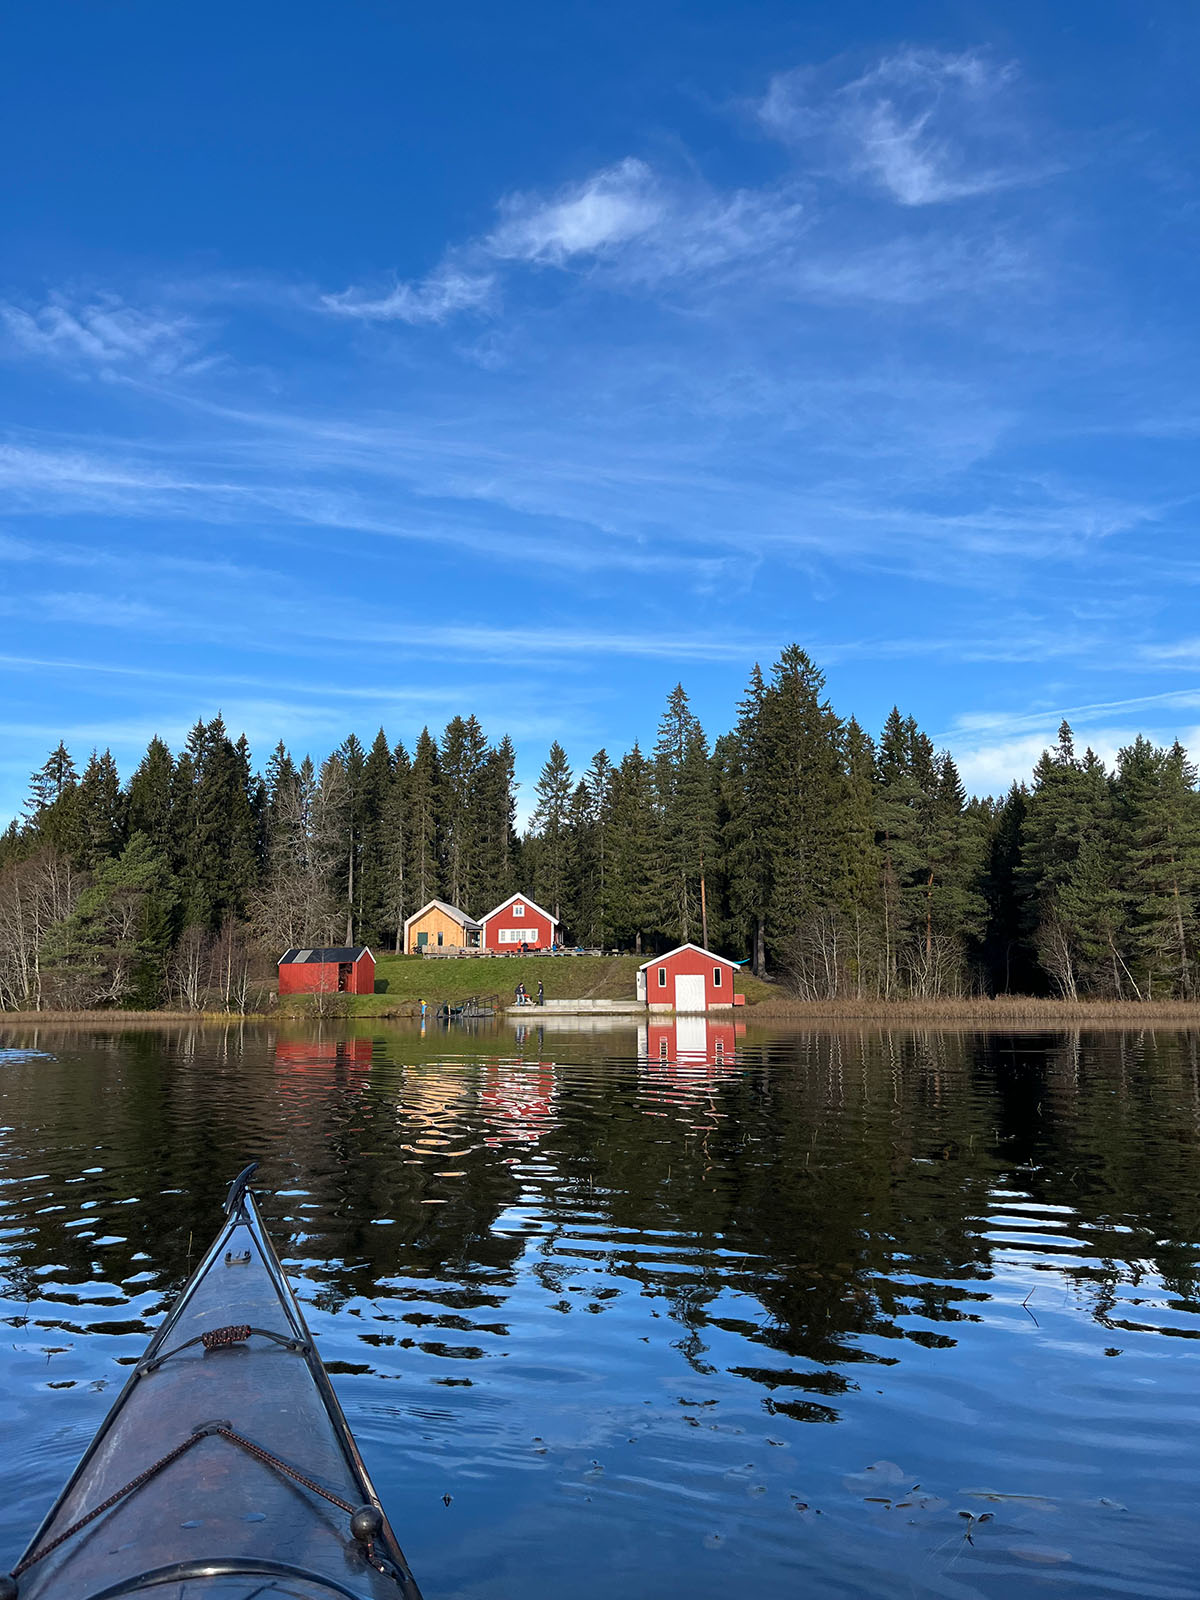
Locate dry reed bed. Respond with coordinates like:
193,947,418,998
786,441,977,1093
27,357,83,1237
749,995,1200,1027
0,1010,269,1026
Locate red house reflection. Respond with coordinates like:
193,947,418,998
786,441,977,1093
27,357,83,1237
481,1061,556,1144
274,1038,374,1072
639,1015,744,1071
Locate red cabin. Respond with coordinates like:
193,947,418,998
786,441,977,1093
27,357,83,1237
479,893,558,953
277,946,375,996
637,944,743,1011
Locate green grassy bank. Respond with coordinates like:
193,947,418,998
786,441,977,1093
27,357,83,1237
277,952,774,1016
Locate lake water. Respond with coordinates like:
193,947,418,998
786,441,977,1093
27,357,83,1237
0,1018,1198,1599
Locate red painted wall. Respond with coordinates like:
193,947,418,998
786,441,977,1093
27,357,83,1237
646,947,739,1008
278,952,375,995
481,899,556,951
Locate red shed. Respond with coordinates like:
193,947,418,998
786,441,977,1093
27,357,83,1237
637,943,742,1011
277,946,375,996
479,893,558,953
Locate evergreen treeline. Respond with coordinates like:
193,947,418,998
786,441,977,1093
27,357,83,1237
1,646,1199,1009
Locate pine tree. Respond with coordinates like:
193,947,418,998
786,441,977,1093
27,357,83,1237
531,742,573,925
875,710,933,997
1116,737,1200,997
76,749,127,869
406,729,440,910
358,729,396,946
982,783,1035,994
759,646,846,966
26,743,81,857
26,743,77,817
474,736,517,911
652,684,716,946
42,833,177,1008
126,737,175,858
581,749,615,948
835,718,882,995
378,744,410,948
607,744,658,953
439,716,489,908
177,718,261,930
724,665,772,973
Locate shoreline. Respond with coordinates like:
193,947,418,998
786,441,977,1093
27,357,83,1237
1,996,1199,1028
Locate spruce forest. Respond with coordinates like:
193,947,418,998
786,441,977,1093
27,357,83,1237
2,644,1198,1010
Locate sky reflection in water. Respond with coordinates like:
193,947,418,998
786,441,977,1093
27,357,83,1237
0,1020,1197,1599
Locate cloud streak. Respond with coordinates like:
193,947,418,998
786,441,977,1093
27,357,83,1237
0,293,208,377
320,263,495,324
759,48,1042,206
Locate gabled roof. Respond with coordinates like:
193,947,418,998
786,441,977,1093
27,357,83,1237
402,898,482,935
479,891,559,926
638,943,740,972
279,946,374,966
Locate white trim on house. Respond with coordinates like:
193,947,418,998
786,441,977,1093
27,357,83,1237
479,892,559,929
637,943,740,973
402,899,482,939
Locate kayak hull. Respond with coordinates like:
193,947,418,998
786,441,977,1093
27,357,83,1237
11,1171,421,1600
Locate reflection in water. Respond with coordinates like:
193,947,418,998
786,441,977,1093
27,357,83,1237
0,1022,1198,1599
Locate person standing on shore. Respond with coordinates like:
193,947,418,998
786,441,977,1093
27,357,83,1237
537,981,544,1006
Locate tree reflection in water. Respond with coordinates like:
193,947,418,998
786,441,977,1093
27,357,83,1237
1,1021,1199,1599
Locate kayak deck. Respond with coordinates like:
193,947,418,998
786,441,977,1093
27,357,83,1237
10,1170,421,1600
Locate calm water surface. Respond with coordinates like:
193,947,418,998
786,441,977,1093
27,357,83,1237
0,1019,1198,1599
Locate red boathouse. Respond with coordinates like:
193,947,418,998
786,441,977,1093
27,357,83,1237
278,946,376,996
479,893,558,953
637,944,743,1011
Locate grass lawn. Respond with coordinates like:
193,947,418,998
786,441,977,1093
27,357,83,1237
276,952,774,1015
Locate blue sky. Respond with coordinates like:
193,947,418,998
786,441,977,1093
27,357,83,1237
2,1,1199,823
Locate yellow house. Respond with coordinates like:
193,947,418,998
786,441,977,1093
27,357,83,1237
403,899,482,954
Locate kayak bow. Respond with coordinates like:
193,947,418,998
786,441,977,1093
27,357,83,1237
6,1165,423,1600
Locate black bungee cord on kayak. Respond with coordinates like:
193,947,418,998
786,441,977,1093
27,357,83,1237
4,1163,421,1600
7,1418,392,1590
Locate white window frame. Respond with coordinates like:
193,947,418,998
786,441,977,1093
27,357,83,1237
512,903,525,917
658,967,667,988
713,966,722,987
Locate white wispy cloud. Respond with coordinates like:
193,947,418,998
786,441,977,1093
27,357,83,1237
1139,638,1200,665
316,47,1055,328
760,48,1040,206
0,293,207,376
0,590,164,628
937,688,1200,793
486,158,664,264
320,263,495,323
321,161,812,316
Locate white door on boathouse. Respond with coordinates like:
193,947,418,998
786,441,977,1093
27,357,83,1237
674,974,706,1012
